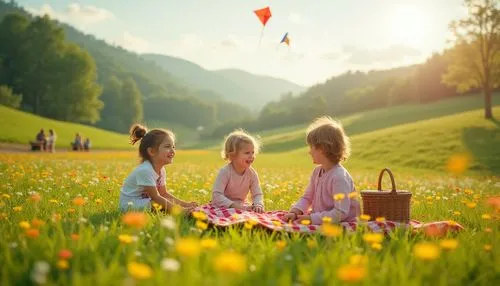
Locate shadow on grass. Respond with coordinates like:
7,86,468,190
462,123,500,175
488,117,500,128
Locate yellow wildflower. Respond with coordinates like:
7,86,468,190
118,234,134,244
127,262,153,280
214,252,246,274
196,220,208,230
337,264,366,282
201,238,218,249
413,242,440,261
192,211,207,220
363,233,384,244
446,153,471,174
301,219,311,225
321,224,342,237
57,260,69,270
322,217,332,223
348,192,359,199
19,221,31,229
306,238,317,249
276,240,287,251
349,254,368,266
175,238,201,257
359,214,371,221
334,193,346,201
481,214,491,220
439,239,458,251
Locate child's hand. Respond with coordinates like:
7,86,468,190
295,215,311,223
283,212,298,222
252,205,264,213
185,201,198,208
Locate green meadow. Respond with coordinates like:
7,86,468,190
1,94,499,285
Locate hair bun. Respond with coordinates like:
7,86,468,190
129,124,148,145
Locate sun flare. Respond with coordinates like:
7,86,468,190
388,4,431,47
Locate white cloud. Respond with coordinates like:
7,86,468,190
26,3,114,30
111,32,151,54
343,45,422,65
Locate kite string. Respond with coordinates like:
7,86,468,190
258,26,264,48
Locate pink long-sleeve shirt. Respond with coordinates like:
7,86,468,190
291,164,360,225
211,164,264,208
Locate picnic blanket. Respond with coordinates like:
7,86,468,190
191,204,464,235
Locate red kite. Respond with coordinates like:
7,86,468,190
254,6,272,46
254,6,272,26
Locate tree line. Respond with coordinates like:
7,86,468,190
0,2,253,134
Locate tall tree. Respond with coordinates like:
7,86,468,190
46,43,103,123
120,77,143,127
443,0,500,119
0,13,28,90
17,15,66,114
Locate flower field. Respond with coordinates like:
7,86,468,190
0,151,498,285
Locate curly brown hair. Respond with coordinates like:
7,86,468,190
306,116,351,164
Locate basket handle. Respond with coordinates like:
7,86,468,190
377,168,397,194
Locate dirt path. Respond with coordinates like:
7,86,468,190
0,143,128,153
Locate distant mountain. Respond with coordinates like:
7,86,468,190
142,53,305,111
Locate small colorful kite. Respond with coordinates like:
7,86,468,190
280,32,290,46
254,6,272,46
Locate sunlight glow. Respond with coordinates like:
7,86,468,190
388,4,432,47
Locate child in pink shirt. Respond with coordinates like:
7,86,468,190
211,129,265,213
284,116,360,224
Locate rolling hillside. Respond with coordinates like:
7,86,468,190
258,94,500,153
278,106,500,175
142,53,305,110
0,106,199,150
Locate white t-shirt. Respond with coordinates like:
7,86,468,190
119,160,166,210
47,134,56,144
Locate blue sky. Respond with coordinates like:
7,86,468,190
18,0,466,86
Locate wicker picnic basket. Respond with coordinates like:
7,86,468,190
360,168,412,223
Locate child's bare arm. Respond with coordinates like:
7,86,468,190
143,186,174,211
158,185,198,207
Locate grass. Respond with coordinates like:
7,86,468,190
280,106,500,176
0,107,200,150
258,94,500,153
0,151,498,285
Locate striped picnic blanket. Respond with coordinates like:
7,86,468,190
191,204,464,235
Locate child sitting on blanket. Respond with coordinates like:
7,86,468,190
211,129,265,213
284,116,360,224
119,124,198,213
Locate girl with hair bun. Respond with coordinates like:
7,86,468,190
119,123,198,213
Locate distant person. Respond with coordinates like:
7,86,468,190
283,116,360,224
46,129,57,153
119,124,198,212
211,129,265,213
83,138,91,151
72,133,83,151
35,129,46,151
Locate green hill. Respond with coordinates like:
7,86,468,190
258,94,500,152
0,106,200,150
279,106,500,176
142,53,305,111
0,105,130,149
